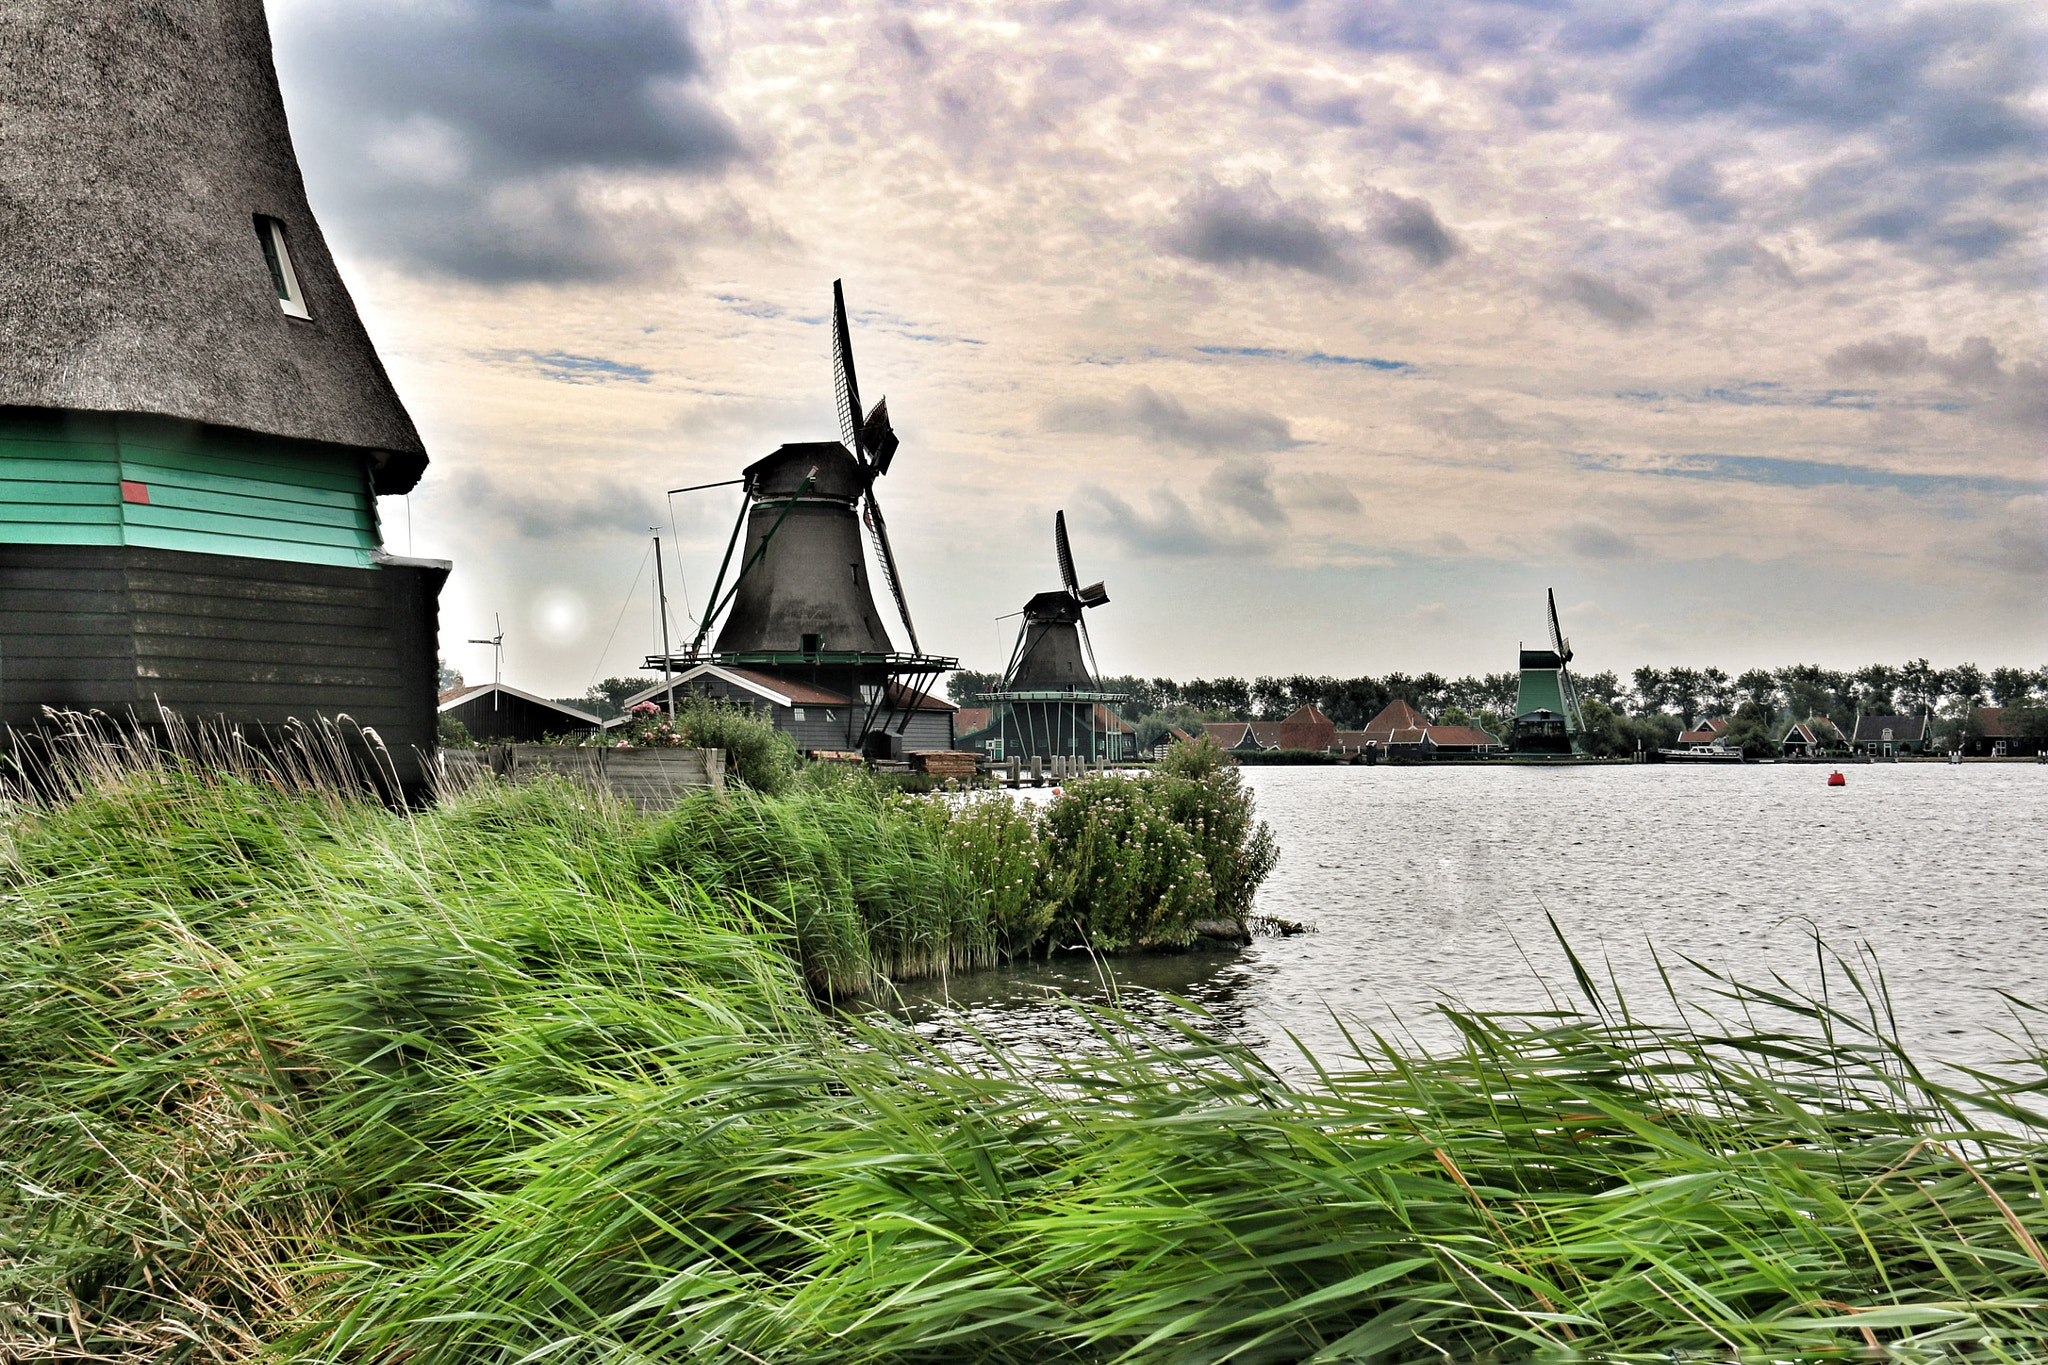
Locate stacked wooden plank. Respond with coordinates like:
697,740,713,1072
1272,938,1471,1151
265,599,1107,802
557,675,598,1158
910,750,979,778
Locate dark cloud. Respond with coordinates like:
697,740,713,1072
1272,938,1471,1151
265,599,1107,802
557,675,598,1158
1277,471,1362,514
1204,458,1287,525
1826,334,2007,385
1826,335,2046,431
1556,272,1653,329
1660,156,1739,224
1079,486,1225,557
1260,79,1363,127
1562,520,1641,559
1631,9,2046,161
275,0,742,283
1166,178,1354,279
1371,192,1461,267
1042,385,1299,454
454,470,659,540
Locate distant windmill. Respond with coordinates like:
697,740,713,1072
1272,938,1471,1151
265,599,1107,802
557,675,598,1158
958,512,1130,762
646,281,957,757
1509,589,1586,755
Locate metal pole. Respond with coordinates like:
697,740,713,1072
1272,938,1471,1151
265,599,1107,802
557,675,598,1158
653,534,674,718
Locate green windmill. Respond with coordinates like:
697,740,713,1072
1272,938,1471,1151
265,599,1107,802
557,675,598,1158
1509,589,1586,756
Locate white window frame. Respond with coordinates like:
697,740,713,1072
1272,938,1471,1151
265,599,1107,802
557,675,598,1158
256,215,311,319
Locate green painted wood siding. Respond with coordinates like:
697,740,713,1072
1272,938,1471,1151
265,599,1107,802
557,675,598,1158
0,410,379,568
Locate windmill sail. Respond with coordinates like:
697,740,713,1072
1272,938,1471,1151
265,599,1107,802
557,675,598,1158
831,280,864,461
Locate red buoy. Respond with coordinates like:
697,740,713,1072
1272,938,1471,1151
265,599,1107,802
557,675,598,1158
1827,771,1846,787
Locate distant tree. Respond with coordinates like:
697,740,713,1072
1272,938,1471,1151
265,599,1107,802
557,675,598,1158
1720,701,1779,759
1989,666,2038,707
946,670,1002,706
1250,676,1292,720
583,676,657,719
1329,676,1391,728
1664,667,1707,727
1735,668,1780,716
1577,669,1623,710
1701,666,1735,718
1855,663,1900,715
1898,658,1942,715
1412,672,1451,715
1579,700,1680,758
1095,674,1160,723
1183,676,1251,716
436,658,463,692
1630,666,1669,715
1945,663,1988,708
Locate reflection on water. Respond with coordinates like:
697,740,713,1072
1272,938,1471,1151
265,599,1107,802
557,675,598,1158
892,763,2048,1072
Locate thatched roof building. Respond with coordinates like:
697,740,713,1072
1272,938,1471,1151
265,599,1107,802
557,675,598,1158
0,0,446,791
0,0,426,493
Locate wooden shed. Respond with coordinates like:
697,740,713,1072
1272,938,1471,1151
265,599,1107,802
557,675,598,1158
1,1,447,786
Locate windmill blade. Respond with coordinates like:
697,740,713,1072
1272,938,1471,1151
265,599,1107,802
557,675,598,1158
1547,588,1571,663
831,279,865,461
862,398,899,475
863,490,921,654
1055,510,1079,596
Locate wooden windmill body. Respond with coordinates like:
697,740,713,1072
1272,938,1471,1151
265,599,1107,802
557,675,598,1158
956,513,1131,763
1509,589,1587,756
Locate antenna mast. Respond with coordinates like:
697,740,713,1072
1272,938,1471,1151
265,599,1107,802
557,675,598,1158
653,531,674,717
467,615,504,712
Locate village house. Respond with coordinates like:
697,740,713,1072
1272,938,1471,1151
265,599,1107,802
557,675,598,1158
1776,718,1843,758
1962,707,2045,758
1850,713,1932,757
623,664,956,754
438,684,599,744
1676,718,1732,749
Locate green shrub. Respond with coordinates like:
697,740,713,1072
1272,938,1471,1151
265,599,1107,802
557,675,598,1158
1043,775,1216,949
435,712,475,748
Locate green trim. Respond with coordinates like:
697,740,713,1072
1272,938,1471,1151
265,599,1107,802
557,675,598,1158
0,409,380,567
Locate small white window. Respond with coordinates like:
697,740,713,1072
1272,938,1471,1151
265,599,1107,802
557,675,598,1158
255,215,311,319
792,707,806,722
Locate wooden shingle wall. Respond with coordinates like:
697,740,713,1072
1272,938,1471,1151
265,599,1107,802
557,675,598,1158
0,543,443,784
0,409,378,567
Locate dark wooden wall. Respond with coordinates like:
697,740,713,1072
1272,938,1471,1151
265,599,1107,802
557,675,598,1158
0,544,444,785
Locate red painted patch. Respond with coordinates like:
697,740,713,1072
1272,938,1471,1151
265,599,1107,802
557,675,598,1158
120,480,150,504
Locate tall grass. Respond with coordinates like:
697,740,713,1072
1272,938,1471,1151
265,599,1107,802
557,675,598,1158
2,724,2045,1361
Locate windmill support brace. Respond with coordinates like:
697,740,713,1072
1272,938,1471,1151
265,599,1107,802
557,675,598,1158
690,496,752,655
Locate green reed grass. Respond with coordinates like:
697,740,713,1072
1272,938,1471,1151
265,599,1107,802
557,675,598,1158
1,726,2043,1361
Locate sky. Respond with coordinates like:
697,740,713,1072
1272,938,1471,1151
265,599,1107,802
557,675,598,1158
266,0,2047,698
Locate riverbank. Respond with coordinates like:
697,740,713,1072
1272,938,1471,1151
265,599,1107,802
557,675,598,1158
4,755,2046,1359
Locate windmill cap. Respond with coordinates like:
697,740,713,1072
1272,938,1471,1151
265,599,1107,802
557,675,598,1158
742,441,867,500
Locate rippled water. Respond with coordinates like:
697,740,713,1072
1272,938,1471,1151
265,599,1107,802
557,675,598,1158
896,763,2048,1071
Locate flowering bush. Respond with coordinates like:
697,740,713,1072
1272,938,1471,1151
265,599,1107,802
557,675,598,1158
1042,777,1216,950
939,793,1055,956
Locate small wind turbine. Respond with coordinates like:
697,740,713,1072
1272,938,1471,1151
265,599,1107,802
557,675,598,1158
468,614,504,712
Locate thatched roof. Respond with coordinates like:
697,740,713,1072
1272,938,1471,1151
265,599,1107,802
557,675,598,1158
0,1,427,493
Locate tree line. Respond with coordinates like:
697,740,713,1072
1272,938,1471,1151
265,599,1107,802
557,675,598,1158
948,661,2048,754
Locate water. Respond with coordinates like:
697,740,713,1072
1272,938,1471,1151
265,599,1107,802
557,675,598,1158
896,763,2048,1072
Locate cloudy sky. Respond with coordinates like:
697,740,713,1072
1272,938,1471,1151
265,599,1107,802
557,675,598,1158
268,0,2046,697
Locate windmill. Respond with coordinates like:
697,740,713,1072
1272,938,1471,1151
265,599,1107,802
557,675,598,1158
646,281,957,758
956,512,1129,762
1509,588,1587,755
